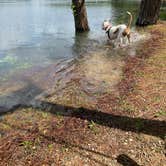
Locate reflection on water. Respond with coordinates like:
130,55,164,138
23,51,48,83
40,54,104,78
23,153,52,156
0,0,165,111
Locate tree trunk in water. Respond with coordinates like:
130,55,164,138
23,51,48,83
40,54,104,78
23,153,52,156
136,0,161,26
72,0,90,32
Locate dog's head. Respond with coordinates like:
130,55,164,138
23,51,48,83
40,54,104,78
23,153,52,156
102,19,112,30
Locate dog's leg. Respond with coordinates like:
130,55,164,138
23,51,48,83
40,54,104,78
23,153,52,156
120,38,123,45
123,37,127,45
127,34,131,44
119,37,125,47
115,33,121,47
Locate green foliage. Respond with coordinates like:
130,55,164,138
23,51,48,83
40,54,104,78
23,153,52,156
48,144,53,151
55,111,63,120
41,112,48,118
160,7,166,20
2,123,11,129
20,140,33,150
0,55,17,64
155,110,166,117
71,4,77,16
61,144,69,153
88,120,99,134
0,55,32,70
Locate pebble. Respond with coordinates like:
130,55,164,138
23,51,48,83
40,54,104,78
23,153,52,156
129,138,133,142
130,150,134,153
32,146,36,150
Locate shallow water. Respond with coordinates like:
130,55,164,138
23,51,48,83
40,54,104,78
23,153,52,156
0,0,165,111
0,0,140,78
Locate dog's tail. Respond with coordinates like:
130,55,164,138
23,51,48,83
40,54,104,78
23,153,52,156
126,11,133,29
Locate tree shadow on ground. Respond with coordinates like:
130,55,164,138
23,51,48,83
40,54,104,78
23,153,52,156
1,100,164,165
1,97,166,139
0,86,165,165
116,154,140,166
34,101,166,139
0,77,165,140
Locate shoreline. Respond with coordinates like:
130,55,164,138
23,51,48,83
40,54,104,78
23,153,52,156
0,22,166,165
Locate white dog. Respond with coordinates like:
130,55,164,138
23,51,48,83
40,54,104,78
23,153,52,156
102,11,133,47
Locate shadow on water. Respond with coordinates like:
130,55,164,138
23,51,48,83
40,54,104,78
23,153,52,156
41,101,166,139
0,78,44,113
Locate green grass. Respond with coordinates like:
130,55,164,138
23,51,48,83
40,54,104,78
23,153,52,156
88,120,99,134
20,140,33,151
155,110,166,117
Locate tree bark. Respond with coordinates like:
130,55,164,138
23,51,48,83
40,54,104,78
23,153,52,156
136,0,161,26
72,0,90,32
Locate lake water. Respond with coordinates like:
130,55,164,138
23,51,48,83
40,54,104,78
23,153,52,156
0,0,165,111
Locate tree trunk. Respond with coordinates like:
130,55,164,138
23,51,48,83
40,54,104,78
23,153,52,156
136,0,161,26
72,0,90,32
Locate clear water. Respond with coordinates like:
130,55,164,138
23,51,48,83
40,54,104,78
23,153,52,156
0,0,165,111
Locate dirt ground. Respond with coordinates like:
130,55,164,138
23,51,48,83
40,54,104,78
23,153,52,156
0,22,166,166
